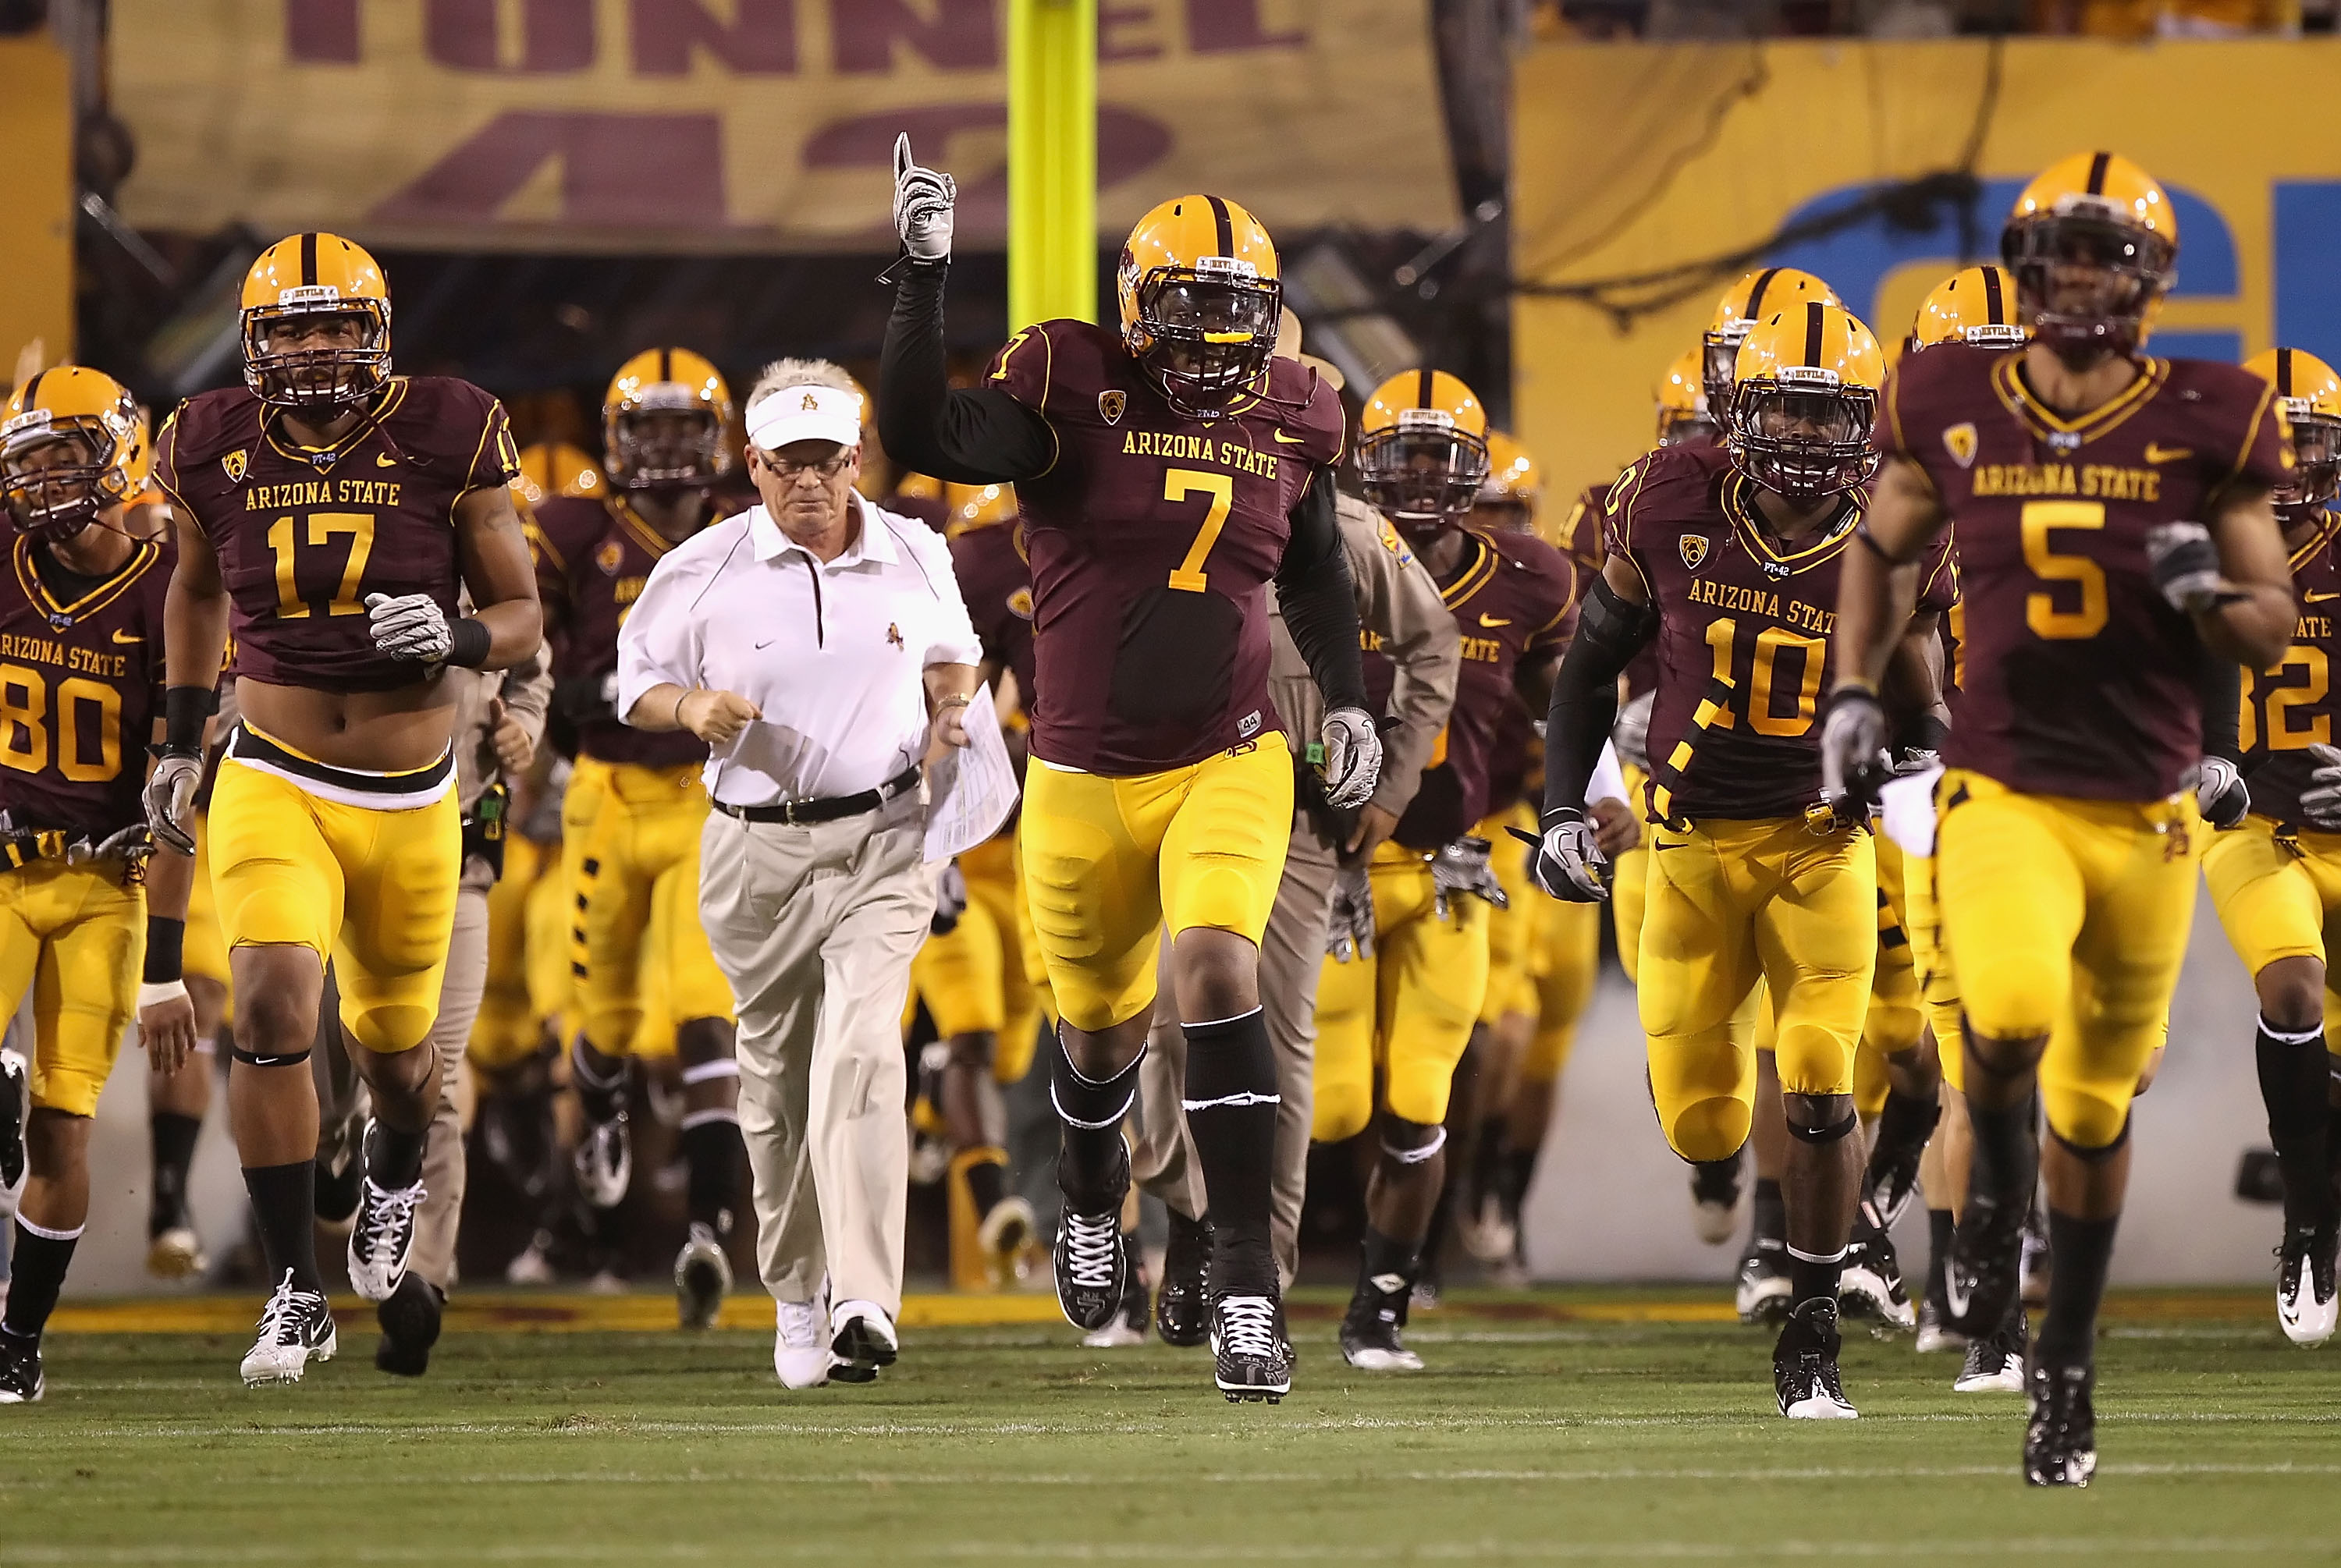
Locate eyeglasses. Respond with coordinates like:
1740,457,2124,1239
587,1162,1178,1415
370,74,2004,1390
756,449,853,481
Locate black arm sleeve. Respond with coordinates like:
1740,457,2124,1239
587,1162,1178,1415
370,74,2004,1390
876,261,1056,485
2199,656,2243,767
1274,467,1369,715
1541,575,1656,819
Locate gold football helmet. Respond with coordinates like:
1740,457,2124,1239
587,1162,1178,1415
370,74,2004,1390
0,365,149,542
1117,195,1282,420
2244,346,2341,530
603,348,734,492
1909,264,2027,353
510,441,607,507
240,232,393,410
1728,302,1885,502
1358,369,1490,534
1655,346,1719,449
1475,430,1541,534
944,481,1018,537
2002,151,2176,360
1703,268,1838,410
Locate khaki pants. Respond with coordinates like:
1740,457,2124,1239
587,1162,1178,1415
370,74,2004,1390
317,877,489,1291
1134,813,1339,1287
700,797,933,1320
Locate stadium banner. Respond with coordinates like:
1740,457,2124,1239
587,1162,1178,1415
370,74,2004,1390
110,0,1455,254
1515,37,2341,511
0,34,74,372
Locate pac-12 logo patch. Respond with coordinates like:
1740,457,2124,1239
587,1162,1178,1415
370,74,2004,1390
1097,390,1127,425
1678,534,1708,570
1007,587,1035,622
1942,422,1978,469
222,450,247,484
595,540,623,576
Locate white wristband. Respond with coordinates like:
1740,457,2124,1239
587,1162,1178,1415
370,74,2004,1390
138,980,189,1009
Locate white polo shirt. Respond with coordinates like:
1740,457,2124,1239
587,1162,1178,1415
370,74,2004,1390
616,494,982,808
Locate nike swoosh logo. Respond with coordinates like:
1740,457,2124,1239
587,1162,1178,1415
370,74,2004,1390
2306,591,2341,604
1272,430,1305,445
111,630,141,644
1479,614,1512,628
755,638,776,649
1942,1265,1973,1322
2144,443,2193,464
376,453,397,467
1651,840,1681,851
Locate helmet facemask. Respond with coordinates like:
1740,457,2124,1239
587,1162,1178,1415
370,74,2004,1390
0,413,134,545
1359,413,1491,538
1700,331,1746,415
2002,210,2172,365
1125,259,1281,420
2274,407,2341,534
242,298,392,412
609,403,728,493
1729,374,1877,504
1658,406,1721,449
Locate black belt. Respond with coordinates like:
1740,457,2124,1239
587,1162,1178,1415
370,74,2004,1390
715,764,920,826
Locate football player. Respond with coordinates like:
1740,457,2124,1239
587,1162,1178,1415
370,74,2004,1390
1701,268,1841,420
1828,153,2295,1485
147,232,542,1385
879,141,1379,1399
1313,375,1574,1368
2203,346,2341,1346
1536,301,1952,1418
0,367,200,1402
912,480,1044,1282
531,349,744,1327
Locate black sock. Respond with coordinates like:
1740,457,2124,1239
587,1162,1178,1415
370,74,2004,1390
1355,1225,1421,1302
1472,1118,1506,1204
1050,1029,1138,1211
1495,1146,1537,1220
571,1039,627,1123
242,1161,325,1295
364,1116,428,1190
965,1152,1007,1218
1963,1090,2038,1212
1863,1087,1941,1189
680,1114,744,1235
2255,1016,2335,1234
149,1111,203,1233
1926,1207,1954,1306
1,1219,80,1343
1789,1240,1848,1307
1752,1177,1787,1243
2037,1208,2119,1368
1181,1008,1277,1294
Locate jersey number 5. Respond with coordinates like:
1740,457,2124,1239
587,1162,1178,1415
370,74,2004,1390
267,512,377,619
2022,501,2108,640
1164,469,1232,593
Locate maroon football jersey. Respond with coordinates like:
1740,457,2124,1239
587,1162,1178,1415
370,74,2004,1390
1362,528,1575,849
2236,528,2341,825
1881,343,2289,800
949,518,1038,719
155,378,517,694
1607,443,1954,823
0,536,172,838
985,319,1345,773
1481,696,1537,820
531,495,708,770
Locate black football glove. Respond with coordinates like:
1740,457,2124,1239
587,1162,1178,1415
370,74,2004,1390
1510,809,1609,903
2194,755,2250,831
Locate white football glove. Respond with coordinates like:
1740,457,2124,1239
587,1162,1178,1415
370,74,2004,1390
2144,520,2226,615
1510,812,1609,903
142,751,203,857
1320,705,1382,811
69,822,152,866
2301,744,2341,829
1326,864,1376,963
2193,754,2250,831
1430,835,1508,921
1818,686,1892,808
1612,690,1654,772
931,861,969,935
892,133,956,263
365,591,453,662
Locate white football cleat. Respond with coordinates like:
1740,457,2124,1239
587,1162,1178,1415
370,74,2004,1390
2278,1226,2339,1348
240,1271,337,1386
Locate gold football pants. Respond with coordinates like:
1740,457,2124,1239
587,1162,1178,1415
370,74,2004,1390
1524,899,1601,1087
912,833,1043,1083
2205,814,2341,1058
0,857,144,1116
1934,769,2199,1148
1638,815,1877,1162
1473,802,1540,1026
1020,738,1292,1034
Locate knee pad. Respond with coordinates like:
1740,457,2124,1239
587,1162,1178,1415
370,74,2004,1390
1662,1096,1751,1165
1311,1081,1372,1145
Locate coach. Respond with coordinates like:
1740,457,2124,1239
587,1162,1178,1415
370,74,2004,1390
616,359,982,1389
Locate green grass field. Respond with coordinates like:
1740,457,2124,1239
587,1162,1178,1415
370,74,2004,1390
2,1290,2336,1566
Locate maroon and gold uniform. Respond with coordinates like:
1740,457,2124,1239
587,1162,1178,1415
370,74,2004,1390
530,494,731,1062
0,537,172,1115
994,318,1345,1031
154,377,519,1053
1883,339,2287,1145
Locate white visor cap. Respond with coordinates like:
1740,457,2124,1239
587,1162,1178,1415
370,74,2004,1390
747,383,865,454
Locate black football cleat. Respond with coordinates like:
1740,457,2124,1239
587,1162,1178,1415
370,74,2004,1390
1338,1273,1423,1372
0,1330,41,1404
1689,1155,1742,1245
1838,1230,1916,1332
375,1274,444,1378
2024,1358,2097,1488
1736,1236,1792,1325
0,1053,24,1191
1953,1300,2027,1393
1941,1191,2026,1340
1082,1234,1152,1347
1213,1291,1293,1403
1155,1208,1212,1348
1773,1297,1858,1419
1052,1151,1130,1333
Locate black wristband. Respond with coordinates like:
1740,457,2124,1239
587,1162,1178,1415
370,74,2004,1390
143,915,186,984
1897,712,1950,754
161,685,218,755
447,617,492,669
